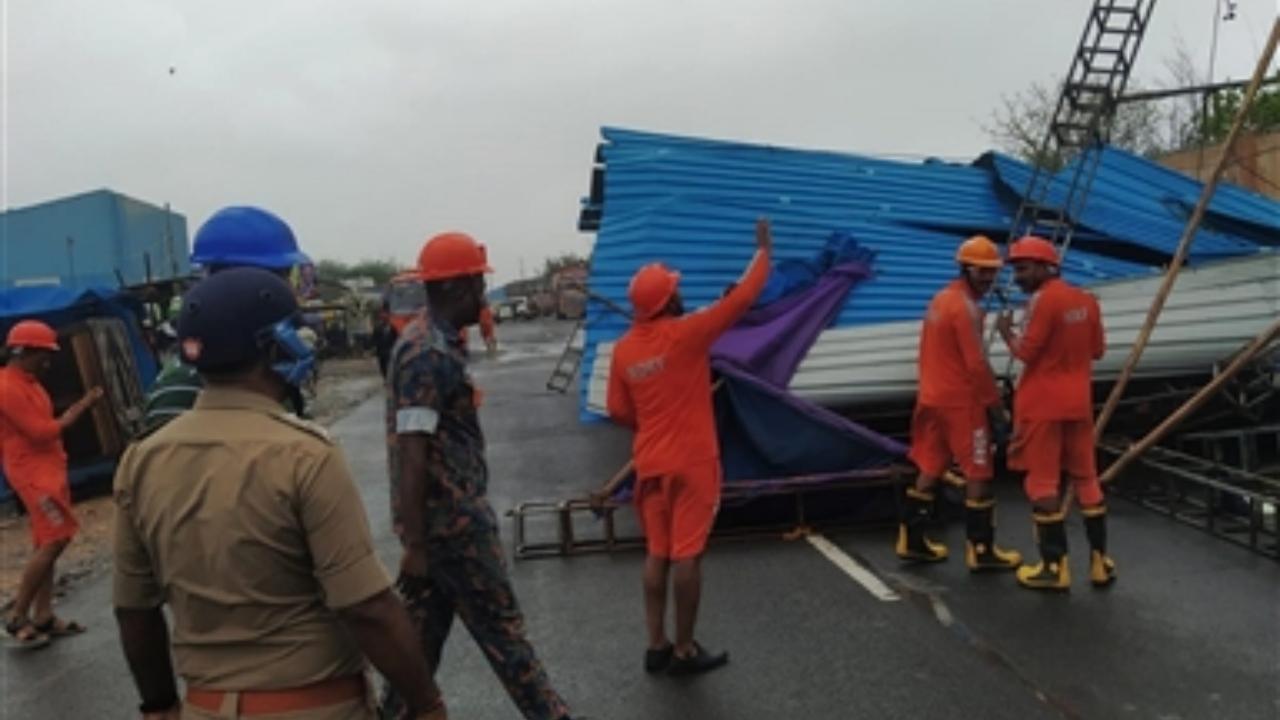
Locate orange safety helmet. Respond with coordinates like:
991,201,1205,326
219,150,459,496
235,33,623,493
5,320,60,351
955,235,1003,268
628,263,681,320
1008,235,1060,266
416,232,493,282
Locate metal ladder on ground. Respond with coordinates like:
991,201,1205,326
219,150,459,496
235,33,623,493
1002,0,1157,259
545,291,633,394
546,319,586,393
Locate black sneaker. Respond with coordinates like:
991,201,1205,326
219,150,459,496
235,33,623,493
666,642,729,677
644,644,674,673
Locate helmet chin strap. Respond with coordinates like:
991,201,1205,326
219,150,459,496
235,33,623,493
262,319,316,387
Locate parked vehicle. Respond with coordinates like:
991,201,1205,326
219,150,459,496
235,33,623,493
386,272,426,333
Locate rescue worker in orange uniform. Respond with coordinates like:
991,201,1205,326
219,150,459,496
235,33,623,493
996,235,1116,591
607,218,772,676
1,320,104,648
898,236,1022,571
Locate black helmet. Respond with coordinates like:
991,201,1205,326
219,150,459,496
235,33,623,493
177,267,304,376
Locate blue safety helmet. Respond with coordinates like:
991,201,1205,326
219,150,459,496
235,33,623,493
177,267,315,386
190,206,306,271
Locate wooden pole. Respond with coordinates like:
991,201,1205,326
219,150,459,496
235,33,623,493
1094,18,1280,440
1099,315,1280,485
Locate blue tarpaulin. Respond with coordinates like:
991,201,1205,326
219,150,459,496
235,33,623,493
713,365,906,488
715,234,876,388
0,286,157,386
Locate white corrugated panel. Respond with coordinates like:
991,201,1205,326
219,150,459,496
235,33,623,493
589,253,1279,413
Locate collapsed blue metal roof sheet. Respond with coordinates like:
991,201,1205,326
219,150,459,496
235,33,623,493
576,127,1279,417
983,147,1279,263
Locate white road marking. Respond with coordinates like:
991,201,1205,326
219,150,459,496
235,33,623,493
806,534,901,602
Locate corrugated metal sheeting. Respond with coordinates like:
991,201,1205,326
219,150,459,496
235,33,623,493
984,147,1280,263
577,127,1280,418
586,251,1279,413
0,189,190,291
789,252,1280,408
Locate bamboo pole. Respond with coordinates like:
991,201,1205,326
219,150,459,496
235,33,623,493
1099,315,1280,485
1094,18,1280,441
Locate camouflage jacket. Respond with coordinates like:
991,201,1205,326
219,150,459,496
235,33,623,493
385,309,492,541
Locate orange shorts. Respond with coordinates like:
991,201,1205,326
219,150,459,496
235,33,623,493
908,405,993,482
634,459,721,561
12,478,78,548
1007,418,1103,506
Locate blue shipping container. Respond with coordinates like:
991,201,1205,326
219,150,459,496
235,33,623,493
0,189,190,290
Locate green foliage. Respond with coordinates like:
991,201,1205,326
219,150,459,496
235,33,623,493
314,258,401,286
541,253,588,280
1197,80,1280,144
986,66,1280,172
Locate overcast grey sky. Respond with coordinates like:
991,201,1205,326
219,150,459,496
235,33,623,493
2,1,1276,284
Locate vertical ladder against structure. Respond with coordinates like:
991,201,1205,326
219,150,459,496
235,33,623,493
1005,0,1157,258
546,319,587,393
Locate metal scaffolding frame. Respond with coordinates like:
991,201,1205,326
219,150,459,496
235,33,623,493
1101,439,1279,560
508,467,911,560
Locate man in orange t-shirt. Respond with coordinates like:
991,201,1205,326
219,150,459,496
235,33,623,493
899,236,1021,572
1,320,103,648
607,218,772,677
997,236,1115,592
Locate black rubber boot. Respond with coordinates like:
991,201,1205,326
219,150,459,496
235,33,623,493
1017,511,1070,591
1083,504,1117,588
895,487,948,562
964,498,1022,572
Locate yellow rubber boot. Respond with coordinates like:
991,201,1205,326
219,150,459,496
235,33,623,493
1017,511,1071,591
895,487,948,563
1083,505,1117,588
1089,550,1117,587
964,498,1022,572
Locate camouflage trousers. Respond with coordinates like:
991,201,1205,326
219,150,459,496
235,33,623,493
382,527,570,720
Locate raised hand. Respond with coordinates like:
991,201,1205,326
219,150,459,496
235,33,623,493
755,217,773,253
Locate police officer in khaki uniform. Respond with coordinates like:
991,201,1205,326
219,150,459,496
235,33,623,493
113,268,448,720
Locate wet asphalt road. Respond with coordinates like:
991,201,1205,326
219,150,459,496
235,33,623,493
2,320,1278,719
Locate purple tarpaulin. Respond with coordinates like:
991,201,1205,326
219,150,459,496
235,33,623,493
711,262,873,387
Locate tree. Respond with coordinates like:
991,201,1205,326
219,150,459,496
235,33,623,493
315,258,401,286
541,253,588,280
985,32,1280,173
1196,80,1280,144
983,80,1176,170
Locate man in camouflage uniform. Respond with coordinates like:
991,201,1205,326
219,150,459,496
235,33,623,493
383,232,577,720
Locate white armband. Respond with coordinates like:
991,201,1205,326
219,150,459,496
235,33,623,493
396,407,440,434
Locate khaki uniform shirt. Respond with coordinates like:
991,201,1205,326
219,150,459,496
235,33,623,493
113,386,391,690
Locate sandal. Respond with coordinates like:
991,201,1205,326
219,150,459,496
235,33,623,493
644,643,674,674
33,616,87,638
666,642,729,677
4,616,52,650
